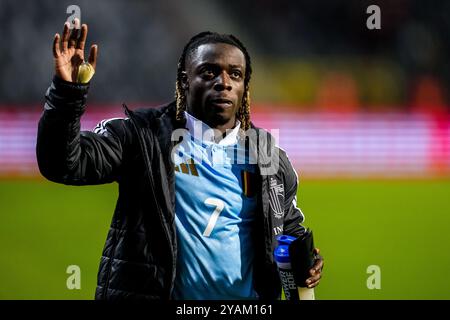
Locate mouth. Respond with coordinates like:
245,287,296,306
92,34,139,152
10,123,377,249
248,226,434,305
210,98,233,108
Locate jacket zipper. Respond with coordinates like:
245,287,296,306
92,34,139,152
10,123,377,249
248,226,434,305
122,104,175,299
255,132,273,265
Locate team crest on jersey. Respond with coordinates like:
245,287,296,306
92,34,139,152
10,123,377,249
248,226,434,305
269,177,285,219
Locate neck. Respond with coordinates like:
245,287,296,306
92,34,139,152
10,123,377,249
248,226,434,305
207,117,237,135
187,108,237,134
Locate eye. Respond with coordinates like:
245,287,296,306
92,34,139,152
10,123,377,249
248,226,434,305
231,70,243,79
201,68,215,79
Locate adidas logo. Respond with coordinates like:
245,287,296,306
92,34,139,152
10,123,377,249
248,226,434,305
174,158,199,176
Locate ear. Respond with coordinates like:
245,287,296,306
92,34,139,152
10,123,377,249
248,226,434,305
180,71,189,90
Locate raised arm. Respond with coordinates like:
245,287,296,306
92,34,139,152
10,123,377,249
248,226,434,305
36,20,130,185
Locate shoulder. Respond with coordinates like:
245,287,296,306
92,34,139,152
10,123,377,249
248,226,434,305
248,122,292,171
247,122,298,185
249,122,298,185
91,101,175,140
131,101,177,127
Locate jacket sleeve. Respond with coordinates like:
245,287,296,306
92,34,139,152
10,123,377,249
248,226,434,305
281,151,307,238
36,76,130,185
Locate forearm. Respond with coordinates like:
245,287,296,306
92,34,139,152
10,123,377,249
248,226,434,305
36,76,89,183
283,207,306,238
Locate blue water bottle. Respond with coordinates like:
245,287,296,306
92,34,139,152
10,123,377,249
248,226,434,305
274,235,315,300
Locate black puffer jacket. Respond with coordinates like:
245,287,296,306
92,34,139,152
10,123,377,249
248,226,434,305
36,76,306,300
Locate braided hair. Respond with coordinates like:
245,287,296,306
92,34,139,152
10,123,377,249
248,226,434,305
175,32,252,131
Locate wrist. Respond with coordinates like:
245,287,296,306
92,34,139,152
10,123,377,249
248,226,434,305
53,75,90,92
44,76,90,117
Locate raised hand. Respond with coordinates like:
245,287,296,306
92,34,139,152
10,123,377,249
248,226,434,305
53,19,98,83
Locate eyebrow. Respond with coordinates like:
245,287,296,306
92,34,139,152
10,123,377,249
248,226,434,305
196,62,244,70
229,64,244,70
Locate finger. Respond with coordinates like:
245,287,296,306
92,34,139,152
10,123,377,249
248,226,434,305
76,24,88,50
314,248,320,255
88,44,98,69
61,22,70,52
68,18,80,49
307,273,322,283
309,259,324,276
53,33,61,58
310,264,323,276
306,274,322,287
306,278,321,288
314,258,324,271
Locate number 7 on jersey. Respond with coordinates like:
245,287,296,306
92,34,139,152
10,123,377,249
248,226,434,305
203,198,225,237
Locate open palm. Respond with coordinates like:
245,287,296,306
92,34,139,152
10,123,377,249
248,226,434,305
53,19,98,83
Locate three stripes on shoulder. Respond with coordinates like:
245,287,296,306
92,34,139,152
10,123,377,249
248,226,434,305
175,158,198,176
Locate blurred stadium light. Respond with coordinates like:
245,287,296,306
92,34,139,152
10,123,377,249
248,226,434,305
0,0,448,179
0,106,449,178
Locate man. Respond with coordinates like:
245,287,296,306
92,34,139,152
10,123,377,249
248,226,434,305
37,20,324,300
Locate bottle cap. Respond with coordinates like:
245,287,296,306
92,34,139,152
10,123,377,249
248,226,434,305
277,235,296,246
274,235,297,263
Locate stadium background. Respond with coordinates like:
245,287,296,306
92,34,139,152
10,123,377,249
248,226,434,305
0,0,449,299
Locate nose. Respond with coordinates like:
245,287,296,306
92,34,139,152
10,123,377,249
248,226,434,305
213,71,232,91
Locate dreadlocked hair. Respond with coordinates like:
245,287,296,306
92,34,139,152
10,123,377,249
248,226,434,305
175,31,253,131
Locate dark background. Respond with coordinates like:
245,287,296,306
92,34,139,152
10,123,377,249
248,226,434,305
0,0,447,110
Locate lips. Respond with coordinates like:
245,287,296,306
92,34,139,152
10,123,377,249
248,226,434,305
210,98,233,108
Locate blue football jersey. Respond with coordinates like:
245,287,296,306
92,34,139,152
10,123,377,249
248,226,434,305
172,113,259,300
